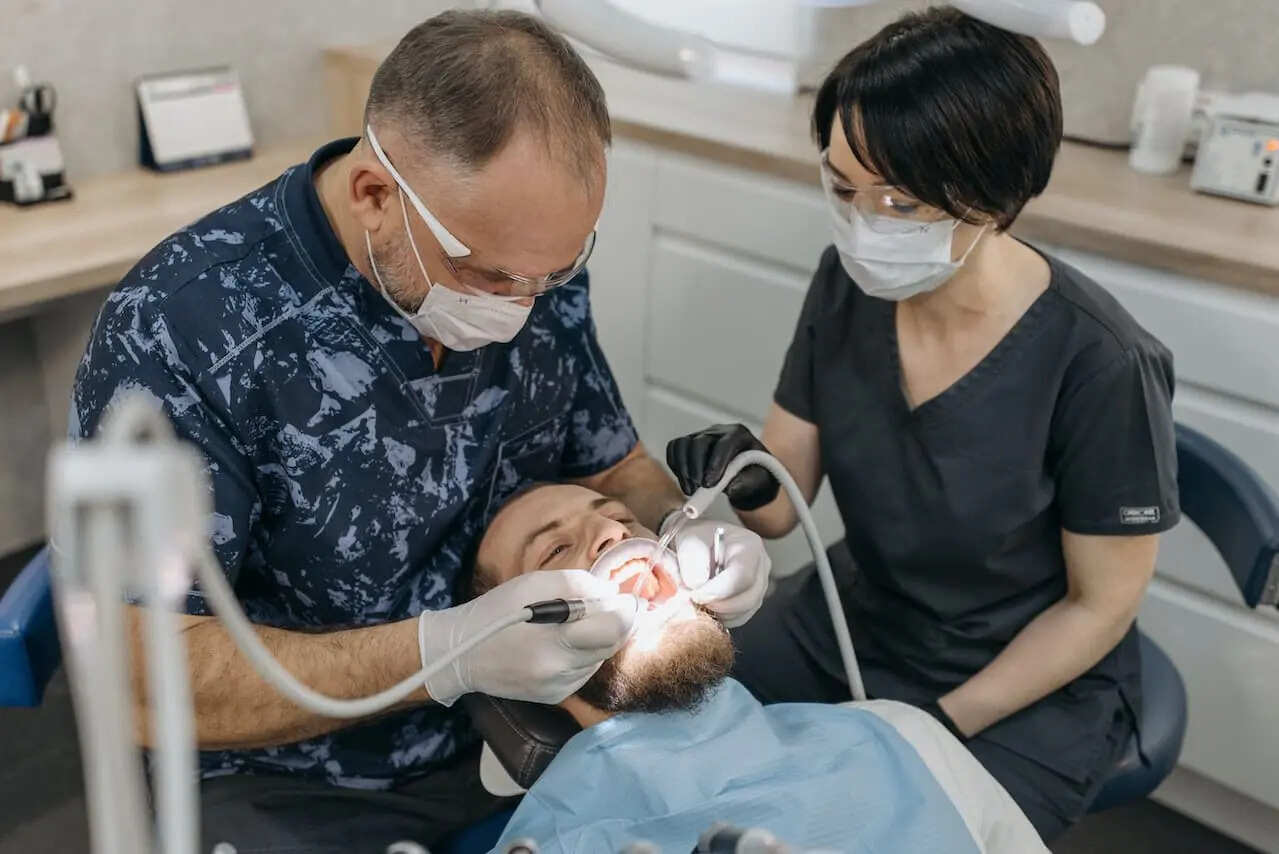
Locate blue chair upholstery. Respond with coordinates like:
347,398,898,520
1090,423,1279,811
1174,424,1279,609
1088,634,1186,812
0,547,59,707
434,806,518,854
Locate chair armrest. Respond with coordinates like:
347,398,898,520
0,548,60,707
1176,424,1279,608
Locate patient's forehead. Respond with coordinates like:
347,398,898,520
478,483,604,577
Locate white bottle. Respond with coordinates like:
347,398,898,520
1129,65,1201,175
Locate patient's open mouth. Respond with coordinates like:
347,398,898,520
607,557,678,608
590,539,681,611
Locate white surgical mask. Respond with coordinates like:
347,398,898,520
365,191,532,351
821,170,986,301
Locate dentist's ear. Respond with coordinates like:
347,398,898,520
349,152,398,234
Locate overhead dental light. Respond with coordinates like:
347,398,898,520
534,0,1104,93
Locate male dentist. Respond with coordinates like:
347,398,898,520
70,10,769,852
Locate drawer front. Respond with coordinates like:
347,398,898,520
653,152,829,270
643,386,845,577
646,235,809,421
1045,245,1279,411
1141,580,1279,811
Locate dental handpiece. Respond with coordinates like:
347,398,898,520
524,595,637,624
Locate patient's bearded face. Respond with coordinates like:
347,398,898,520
477,484,734,713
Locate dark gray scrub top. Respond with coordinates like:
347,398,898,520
774,244,1179,782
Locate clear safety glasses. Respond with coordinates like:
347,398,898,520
819,149,954,235
366,125,596,298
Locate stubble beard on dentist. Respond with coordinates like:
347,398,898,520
370,233,430,316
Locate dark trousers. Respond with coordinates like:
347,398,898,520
730,555,1125,843
198,746,514,854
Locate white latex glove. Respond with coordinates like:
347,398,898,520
419,569,638,707
667,518,771,628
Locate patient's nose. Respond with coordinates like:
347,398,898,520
588,517,631,562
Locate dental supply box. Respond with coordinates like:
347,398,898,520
136,66,253,172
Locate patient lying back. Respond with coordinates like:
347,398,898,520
470,484,1048,854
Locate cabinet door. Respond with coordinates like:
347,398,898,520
590,138,661,429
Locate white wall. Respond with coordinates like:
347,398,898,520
1,0,469,180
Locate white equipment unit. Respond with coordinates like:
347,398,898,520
532,0,1104,94
1191,114,1279,206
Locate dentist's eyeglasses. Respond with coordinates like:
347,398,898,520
368,124,596,298
440,230,597,298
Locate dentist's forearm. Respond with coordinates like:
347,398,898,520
573,443,686,532
127,606,428,750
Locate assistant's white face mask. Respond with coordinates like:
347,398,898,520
821,170,986,302
365,190,531,351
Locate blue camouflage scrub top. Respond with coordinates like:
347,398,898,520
69,138,639,789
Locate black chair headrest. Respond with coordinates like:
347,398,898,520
460,693,581,789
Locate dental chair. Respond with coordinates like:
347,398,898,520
2,424,1277,851
453,422,1279,845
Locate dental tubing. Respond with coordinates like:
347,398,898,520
679,450,867,701
195,543,541,718
107,397,859,718
199,450,866,717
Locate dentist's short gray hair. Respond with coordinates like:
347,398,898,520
364,9,611,184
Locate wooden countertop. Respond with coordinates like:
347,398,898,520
329,43,1279,297
0,141,323,317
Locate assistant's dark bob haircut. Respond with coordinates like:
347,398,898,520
813,6,1063,231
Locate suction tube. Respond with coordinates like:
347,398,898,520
683,450,866,702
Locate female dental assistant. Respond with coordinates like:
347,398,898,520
666,8,1178,841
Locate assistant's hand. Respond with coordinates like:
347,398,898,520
668,518,771,628
666,424,780,511
419,570,638,706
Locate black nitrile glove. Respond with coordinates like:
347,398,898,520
665,424,780,511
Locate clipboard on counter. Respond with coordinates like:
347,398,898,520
136,66,254,172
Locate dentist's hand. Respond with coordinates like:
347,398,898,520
419,570,638,707
666,424,780,511
667,518,771,628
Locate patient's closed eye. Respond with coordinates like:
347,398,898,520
541,542,570,567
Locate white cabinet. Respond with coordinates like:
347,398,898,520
591,134,1279,821
591,138,843,575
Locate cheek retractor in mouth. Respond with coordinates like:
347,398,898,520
589,539,681,611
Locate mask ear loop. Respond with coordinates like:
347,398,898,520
365,230,405,315
951,206,989,264
400,188,439,294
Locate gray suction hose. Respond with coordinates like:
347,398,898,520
682,450,866,701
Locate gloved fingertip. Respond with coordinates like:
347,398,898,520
665,438,683,472
689,573,745,605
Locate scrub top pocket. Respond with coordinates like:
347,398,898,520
485,413,571,518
